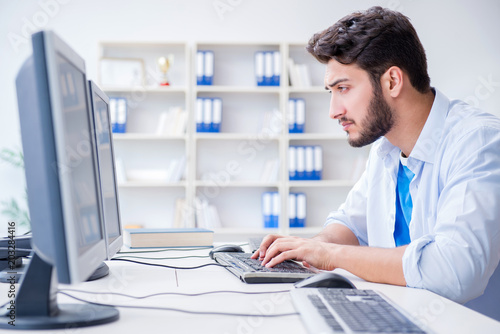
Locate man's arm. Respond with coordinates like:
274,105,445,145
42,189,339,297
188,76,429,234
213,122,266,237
253,224,407,286
311,223,360,245
258,235,407,286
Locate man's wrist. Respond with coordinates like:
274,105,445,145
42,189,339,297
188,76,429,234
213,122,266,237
321,242,342,271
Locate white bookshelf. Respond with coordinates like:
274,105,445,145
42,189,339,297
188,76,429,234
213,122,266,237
98,41,369,237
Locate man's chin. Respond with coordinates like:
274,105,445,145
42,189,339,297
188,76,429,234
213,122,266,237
347,133,379,148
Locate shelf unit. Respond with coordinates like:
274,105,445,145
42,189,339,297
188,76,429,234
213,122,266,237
97,41,369,237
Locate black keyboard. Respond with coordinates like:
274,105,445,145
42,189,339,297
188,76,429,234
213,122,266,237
291,288,426,333
213,252,315,283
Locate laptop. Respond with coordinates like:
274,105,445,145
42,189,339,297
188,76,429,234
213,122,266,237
213,252,316,283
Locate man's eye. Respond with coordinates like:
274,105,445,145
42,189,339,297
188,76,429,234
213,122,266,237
338,87,348,93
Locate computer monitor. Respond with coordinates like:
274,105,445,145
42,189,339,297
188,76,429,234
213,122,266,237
88,80,123,260
2,30,119,329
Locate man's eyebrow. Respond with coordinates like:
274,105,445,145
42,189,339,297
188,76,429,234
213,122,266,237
325,78,349,90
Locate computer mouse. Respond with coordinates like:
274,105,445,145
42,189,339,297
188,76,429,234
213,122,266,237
294,272,357,289
209,244,245,260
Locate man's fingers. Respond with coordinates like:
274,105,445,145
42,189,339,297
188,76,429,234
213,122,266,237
261,239,302,266
265,249,298,268
250,249,259,259
257,234,281,259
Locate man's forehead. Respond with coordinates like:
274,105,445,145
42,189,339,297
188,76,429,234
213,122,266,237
325,60,365,84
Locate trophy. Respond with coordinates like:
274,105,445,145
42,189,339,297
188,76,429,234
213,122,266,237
157,54,174,86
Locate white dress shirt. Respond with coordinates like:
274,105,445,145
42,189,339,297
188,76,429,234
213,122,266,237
325,89,500,304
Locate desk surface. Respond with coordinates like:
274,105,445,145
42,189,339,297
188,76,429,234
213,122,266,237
1,244,500,334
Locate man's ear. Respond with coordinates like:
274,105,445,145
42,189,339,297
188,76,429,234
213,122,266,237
381,66,404,98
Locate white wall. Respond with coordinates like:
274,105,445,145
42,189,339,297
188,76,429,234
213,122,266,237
1,0,500,231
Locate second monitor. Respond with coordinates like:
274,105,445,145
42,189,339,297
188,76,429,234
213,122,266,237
88,80,123,272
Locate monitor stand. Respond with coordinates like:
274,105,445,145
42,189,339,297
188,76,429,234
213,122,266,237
87,262,109,281
0,259,110,283
0,252,119,329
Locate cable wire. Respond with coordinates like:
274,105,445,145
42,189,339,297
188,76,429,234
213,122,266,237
113,255,210,260
110,258,229,269
60,291,299,318
59,288,290,299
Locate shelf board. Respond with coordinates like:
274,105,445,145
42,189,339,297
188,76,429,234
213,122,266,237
100,41,186,48
212,226,322,236
288,86,326,93
213,227,279,235
195,133,280,141
195,180,280,188
102,86,187,93
288,133,346,140
196,86,281,94
118,181,186,188
113,133,187,140
288,180,356,188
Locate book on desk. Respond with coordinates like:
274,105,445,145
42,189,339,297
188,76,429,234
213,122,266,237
123,228,214,248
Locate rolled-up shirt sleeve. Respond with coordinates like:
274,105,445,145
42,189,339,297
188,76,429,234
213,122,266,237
403,126,500,304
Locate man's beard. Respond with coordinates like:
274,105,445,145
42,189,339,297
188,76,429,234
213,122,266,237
344,85,395,148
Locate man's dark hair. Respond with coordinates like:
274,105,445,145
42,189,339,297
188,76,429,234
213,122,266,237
307,6,431,93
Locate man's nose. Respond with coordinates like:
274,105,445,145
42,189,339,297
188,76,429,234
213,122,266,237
329,94,345,119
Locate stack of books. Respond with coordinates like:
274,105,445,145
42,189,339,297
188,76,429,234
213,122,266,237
260,108,282,135
287,58,312,88
255,51,280,86
260,158,280,183
289,145,322,180
194,197,222,230
196,97,222,133
288,98,305,133
196,50,214,85
156,107,187,136
123,227,214,248
109,97,127,133
172,197,222,230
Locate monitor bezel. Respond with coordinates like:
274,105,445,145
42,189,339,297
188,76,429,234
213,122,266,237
88,79,124,259
42,31,107,283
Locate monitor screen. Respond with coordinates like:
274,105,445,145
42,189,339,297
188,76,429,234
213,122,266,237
57,55,103,255
89,80,123,257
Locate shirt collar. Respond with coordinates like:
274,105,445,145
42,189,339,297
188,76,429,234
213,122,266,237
376,88,450,165
410,88,449,164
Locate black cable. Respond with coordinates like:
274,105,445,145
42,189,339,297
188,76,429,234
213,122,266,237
60,291,299,318
59,288,290,299
113,255,210,260
110,258,229,269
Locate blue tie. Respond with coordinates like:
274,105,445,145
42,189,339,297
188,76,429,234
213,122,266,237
394,162,414,246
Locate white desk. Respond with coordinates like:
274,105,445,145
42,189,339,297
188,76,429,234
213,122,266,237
2,244,500,334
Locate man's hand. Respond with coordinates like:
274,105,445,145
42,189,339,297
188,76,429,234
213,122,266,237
250,227,407,286
251,234,337,271
250,224,359,268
